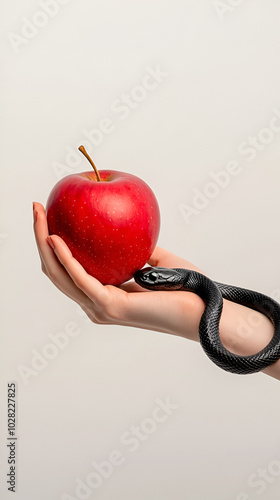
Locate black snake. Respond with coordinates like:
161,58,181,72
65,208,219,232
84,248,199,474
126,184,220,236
134,267,280,374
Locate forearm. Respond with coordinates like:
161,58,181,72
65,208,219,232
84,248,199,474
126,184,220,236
189,293,280,380
178,256,280,380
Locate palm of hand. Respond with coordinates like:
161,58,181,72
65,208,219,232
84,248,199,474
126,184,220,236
33,202,204,339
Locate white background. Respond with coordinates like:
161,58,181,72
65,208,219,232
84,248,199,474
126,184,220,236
1,1,280,499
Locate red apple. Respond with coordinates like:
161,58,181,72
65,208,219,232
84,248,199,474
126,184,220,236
46,146,160,285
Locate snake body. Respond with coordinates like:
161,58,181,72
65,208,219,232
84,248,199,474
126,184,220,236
134,267,280,374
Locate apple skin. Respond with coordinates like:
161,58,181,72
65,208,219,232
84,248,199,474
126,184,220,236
46,170,160,285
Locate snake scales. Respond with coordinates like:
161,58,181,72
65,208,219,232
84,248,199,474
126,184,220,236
134,267,280,374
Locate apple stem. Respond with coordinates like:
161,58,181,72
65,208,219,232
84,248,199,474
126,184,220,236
78,145,101,182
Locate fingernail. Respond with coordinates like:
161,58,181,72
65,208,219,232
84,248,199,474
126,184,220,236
33,208,38,223
47,236,55,250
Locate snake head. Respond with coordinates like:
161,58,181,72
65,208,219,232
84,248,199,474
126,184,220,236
134,267,183,290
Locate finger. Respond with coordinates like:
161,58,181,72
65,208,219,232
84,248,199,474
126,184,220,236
33,202,53,265
148,246,184,267
33,202,92,307
148,245,204,273
47,234,108,305
147,246,169,266
119,282,151,293
33,202,58,272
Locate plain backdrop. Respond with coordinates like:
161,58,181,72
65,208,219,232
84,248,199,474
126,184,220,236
1,1,280,499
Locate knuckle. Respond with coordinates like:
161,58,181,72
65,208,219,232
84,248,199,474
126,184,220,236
95,289,119,320
88,314,104,325
103,293,127,322
48,269,58,282
91,317,101,325
100,303,120,322
74,277,85,290
94,311,108,324
102,304,114,320
72,270,87,290
86,308,110,325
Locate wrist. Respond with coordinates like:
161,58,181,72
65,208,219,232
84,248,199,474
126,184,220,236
219,299,274,356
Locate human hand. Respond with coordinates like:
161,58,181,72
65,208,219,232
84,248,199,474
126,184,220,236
33,202,279,380
32,202,205,340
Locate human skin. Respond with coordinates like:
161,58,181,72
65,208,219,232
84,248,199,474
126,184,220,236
33,202,280,381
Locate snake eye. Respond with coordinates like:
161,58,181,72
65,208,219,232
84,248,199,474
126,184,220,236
149,272,158,282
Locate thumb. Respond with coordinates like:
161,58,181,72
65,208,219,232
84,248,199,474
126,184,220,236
148,246,205,274
147,246,171,266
